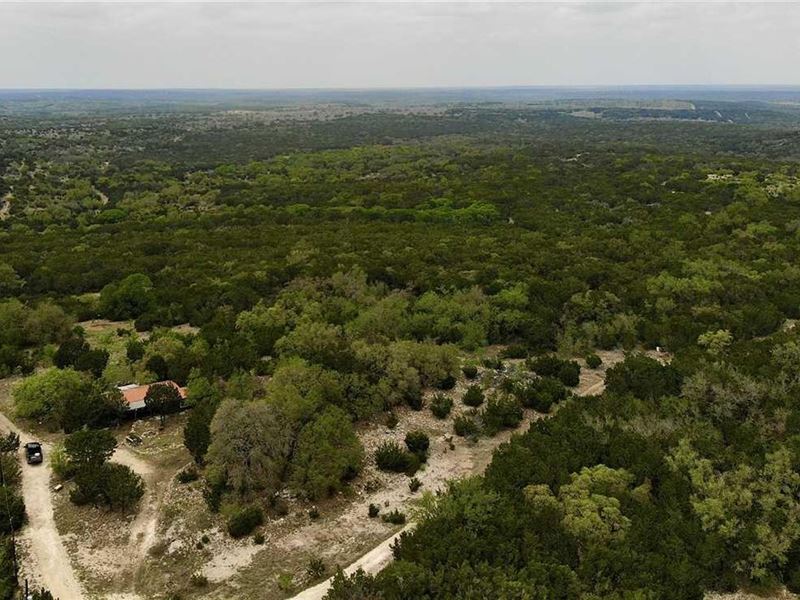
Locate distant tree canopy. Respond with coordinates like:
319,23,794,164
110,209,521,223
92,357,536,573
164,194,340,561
4,96,800,597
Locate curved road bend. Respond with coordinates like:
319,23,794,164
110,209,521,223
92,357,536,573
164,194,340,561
290,524,415,600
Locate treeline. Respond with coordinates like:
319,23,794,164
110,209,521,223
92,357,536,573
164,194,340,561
0,434,51,600
4,100,800,173
0,432,24,600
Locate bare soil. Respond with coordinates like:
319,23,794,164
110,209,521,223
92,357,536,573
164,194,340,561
52,415,191,598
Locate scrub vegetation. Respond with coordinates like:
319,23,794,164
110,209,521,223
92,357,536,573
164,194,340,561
2,90,800,598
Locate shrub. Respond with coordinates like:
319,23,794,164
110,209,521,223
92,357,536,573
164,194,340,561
227,505,264,538
409,477,422,492
190,573,208,587
406,389,425,411
461,364,479,379
375,441,419,475
49,443,76,480
74,348,110,378
481,357,504,371
272,497,289,516
381,509,406,525
277,573,295,592
517,377,567,413
436,375,457,390
787,567,800,594
526,354,560,376
527,355,581,387
126,339,145,362
368,503,380,518
0,487,25,533
104,463,145,512
201,534,210,544
145,354,169,380
403,452,420,476
386,412,399,429
309,507,320,520
462,384,485,407
404,431,430,457
429,394,453,419
69,483,95,506
481,395,523,435
499,376,518,394
586,353,602,369
254,532,265,545
307,556,326,579
502,344,528,359
177,466,199,484
558,362,581,387
375,440,406,471
203,481,223,513
0,455,19,488
454,414,480,437
326,568,380,599
148,540,169,558
605,354,683,401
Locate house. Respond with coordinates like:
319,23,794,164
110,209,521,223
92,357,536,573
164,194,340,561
117,381,187,412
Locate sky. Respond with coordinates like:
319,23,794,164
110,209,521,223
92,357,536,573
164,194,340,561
0,1,798,89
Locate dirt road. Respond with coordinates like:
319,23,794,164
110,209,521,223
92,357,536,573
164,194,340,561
0,408,162,600
290,524,415,600
285,355,627,600
112,447,160,561
0,412,86,600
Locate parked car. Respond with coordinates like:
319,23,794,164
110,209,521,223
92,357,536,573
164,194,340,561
24,442,43,465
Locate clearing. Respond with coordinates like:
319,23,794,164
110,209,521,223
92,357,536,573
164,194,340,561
0,347,671,599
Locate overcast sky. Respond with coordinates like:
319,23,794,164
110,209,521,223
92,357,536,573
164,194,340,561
0,1,798,89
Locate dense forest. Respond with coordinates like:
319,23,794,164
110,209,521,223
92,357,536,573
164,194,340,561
2,90,800,598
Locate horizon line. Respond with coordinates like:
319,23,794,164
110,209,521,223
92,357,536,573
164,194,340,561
2,84,800,93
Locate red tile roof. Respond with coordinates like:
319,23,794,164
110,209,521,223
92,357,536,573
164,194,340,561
119,381,187,409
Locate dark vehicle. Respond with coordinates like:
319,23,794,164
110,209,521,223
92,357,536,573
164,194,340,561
25,442,43,465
